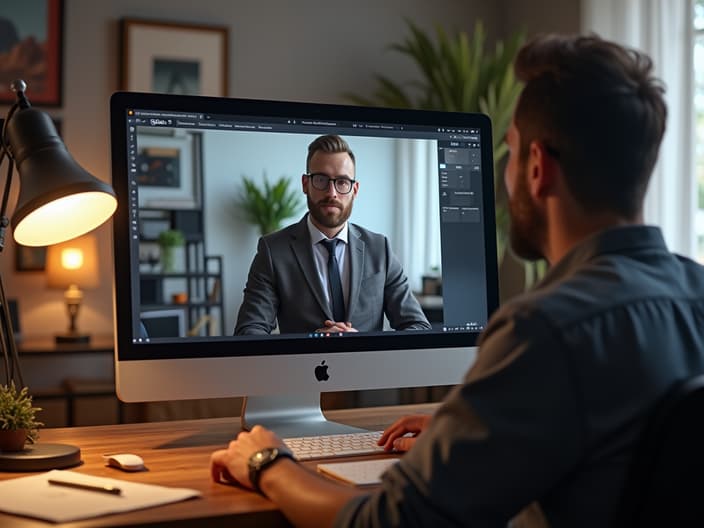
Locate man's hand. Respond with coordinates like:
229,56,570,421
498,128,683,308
210,425,287,489
315,320,359,333
378,414,432,452
211,426,364,528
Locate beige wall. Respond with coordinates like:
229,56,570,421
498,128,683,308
2,0,580,339
499,0,581,39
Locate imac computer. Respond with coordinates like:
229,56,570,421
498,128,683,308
110,92,499,437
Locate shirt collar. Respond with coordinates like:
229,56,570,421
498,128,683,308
540,225,668,287
306,214,349,245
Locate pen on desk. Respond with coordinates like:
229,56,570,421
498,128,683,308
48,478,123,496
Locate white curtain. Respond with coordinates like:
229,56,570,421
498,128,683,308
393,139,441,292
581,0,696,256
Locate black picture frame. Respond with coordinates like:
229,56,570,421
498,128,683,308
15,245,47,272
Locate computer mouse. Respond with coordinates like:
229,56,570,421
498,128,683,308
103,453,145,472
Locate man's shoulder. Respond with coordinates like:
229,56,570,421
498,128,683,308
497,250,704,331
349,223,387,244
261,217,307,245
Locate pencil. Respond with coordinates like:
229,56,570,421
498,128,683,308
48,478,123,496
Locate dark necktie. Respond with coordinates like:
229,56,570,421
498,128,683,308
321,239,345,322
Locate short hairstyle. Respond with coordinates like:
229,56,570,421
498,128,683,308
513,34,667,218
306,135,355,172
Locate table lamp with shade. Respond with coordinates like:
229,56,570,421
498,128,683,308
0,80,117,471
46,234,99,344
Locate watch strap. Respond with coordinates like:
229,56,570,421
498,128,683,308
249,447,295,494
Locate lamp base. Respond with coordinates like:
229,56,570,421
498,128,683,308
0,443,81,472
55,333,90,344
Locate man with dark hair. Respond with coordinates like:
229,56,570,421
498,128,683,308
213,35,704,527
235,134,430,335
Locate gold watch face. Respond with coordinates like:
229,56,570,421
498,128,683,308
250,447,277,469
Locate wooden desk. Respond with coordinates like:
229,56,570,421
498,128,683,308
0,404,437,528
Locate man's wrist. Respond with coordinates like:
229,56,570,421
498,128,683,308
248,446,296,494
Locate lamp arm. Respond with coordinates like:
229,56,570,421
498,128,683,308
0,80,33,251
0,81,31,387
0,155,14,253
0,272,22,387
0,103,19,252
0,138,22,387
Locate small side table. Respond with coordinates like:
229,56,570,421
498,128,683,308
16,335,120,426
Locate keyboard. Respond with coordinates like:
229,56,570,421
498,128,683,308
283,430,386,460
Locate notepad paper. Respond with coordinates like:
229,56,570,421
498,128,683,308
0,469,201,523
317,458,399,486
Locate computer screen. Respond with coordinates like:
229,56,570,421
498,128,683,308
111,92,498,436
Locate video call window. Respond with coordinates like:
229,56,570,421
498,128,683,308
132,123,488,341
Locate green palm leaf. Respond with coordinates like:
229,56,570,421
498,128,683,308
237,175,303,235
344,20,525,268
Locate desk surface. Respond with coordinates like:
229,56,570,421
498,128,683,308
0,404,437,528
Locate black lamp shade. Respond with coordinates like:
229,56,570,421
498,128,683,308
7,108,117,246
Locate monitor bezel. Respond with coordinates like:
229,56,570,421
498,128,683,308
110,92,499,362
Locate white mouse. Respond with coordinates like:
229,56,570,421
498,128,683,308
103,453,145,472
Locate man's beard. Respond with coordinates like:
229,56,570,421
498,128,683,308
307,194,354,230
508,163,546,261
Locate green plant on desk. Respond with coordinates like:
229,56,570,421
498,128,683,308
157,229,185,272
0,382,43,450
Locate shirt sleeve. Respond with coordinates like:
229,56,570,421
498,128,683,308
335,304,584,527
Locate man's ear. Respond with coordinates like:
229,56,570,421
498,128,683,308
527,140,558,199
301,173,308,194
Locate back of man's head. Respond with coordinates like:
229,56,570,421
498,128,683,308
513,34,667,219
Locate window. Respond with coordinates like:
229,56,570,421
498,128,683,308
695,0,704,261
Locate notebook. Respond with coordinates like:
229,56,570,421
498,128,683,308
0,469,201,522
317,458,399,486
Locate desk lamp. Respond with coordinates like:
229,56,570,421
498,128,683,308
0,80,117,471
46,234,99,344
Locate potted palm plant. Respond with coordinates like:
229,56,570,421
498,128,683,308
157,229,185,272
237,175,303,235
0,382,43,451
347,21,546,289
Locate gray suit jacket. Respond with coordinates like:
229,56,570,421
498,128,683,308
235,216,430,335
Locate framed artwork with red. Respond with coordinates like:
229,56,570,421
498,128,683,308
0,0,63,106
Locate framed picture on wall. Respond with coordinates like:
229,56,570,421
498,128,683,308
136,130,202,209
15,244,47,272
120,18,228,97
0,0,63,105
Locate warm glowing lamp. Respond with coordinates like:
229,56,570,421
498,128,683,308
46,234,99,344
0,80,117,471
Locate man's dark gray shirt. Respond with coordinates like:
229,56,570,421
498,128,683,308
335,226,704,528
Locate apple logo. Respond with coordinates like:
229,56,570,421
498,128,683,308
315,360,330,381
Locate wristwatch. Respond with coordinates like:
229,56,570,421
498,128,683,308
248,446,295,494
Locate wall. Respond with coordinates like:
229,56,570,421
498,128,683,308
498,0,581,39
2,0,501,338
